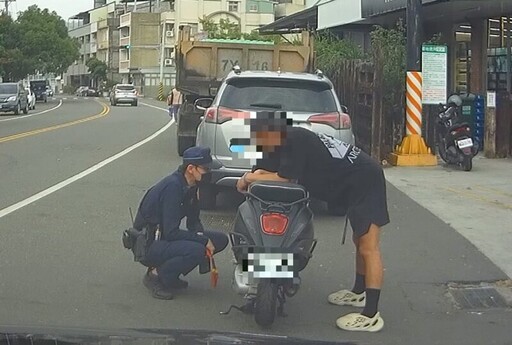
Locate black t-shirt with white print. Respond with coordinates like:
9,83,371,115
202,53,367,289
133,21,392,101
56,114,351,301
253,127,379,203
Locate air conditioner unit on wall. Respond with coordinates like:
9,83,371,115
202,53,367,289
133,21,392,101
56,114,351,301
166,30,174,37
164,58,173,66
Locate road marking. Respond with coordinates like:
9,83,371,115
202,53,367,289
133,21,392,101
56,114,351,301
0,118,175,219
63,98,68,100
444,187,512,210
473,185,512,199
140,102,168,112
0,102,109,144
0,100,63,123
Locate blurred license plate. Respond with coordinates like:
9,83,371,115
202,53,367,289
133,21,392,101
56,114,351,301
457,138,473,149
243,251,295,279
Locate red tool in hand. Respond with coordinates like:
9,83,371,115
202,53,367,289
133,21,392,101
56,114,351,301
206,248,218,288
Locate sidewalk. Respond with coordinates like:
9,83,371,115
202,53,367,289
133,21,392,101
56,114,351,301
384,155,512,278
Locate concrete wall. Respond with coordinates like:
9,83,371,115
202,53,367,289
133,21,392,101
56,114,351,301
130,13,161,69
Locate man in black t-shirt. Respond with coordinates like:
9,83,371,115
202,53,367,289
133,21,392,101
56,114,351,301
235,113,389,332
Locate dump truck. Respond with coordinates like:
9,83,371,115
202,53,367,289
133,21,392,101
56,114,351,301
174,25,315,156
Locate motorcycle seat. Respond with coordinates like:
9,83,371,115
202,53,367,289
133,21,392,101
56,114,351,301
248,181,308,204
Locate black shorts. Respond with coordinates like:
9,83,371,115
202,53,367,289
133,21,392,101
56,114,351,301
345,164,390,238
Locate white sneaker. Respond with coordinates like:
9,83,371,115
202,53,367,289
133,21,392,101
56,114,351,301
328,289,366,307
336,312,384,332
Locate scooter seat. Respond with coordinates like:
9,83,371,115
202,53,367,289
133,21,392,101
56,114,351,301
248,181,308,204
448,122,470,131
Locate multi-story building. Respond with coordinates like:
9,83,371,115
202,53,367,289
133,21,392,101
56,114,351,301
275,0,306,20
65,0,276,98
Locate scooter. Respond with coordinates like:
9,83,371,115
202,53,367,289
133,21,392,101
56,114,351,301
221,180,317,328
435,95,479,171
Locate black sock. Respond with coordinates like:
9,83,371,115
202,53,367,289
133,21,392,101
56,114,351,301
351,273,365,294
362,288,381,318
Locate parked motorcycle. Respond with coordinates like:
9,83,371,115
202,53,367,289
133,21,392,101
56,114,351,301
221,180,317,328
435,94,479,171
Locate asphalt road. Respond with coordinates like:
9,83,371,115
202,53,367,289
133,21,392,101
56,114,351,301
0,96,510,344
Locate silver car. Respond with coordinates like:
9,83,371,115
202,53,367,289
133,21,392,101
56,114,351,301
195,69,355,209
110,84,138,106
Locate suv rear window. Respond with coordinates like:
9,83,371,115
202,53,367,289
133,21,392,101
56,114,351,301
219,78,338,113
116,85,135,91
0,84,18,94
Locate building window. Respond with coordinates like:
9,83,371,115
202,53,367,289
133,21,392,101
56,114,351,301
228,1,239,12
249,4,258,12
165,23,174,32
165,48,174,59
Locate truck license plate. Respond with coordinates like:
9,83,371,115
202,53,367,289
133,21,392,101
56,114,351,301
457,138,473,149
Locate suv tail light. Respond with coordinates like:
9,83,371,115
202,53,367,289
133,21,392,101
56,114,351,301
261,213,289,235
307,112,351,129
205,106,249,124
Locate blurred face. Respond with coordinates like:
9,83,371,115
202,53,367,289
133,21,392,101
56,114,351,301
253,130,285,152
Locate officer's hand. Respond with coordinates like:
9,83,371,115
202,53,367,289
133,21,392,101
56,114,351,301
236,176,248,193
206,239,215,254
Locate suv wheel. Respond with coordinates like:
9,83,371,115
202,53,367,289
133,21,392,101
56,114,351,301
199,184,217,210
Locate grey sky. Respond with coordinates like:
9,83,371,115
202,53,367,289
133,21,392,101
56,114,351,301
10,0,93,20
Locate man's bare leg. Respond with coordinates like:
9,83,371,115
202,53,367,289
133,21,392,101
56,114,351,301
357,224,383,317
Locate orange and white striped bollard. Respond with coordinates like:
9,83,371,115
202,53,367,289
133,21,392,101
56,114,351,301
405,71,423,136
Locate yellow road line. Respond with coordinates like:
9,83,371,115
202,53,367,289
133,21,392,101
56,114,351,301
473,185,512,199
0,102,110,144
443,187,512,210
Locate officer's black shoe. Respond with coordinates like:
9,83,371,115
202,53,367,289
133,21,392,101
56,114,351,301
168,277,189,290
151,284,174,300
142,271,159,290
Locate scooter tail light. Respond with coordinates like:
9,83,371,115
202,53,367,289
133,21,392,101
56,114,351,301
261,213,289,235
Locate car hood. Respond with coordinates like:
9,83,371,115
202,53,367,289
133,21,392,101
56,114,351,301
0,326,357,345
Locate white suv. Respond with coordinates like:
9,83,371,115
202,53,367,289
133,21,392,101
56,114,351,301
195,69,355,209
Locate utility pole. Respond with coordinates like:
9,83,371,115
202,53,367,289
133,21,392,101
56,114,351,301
158,21,166,100
407,0,422,71
389,0,437,166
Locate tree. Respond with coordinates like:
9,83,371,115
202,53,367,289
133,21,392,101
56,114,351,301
85,57,108,87
0,6,79,80
198,17,283,43
0,13,29,81
314,31,365,76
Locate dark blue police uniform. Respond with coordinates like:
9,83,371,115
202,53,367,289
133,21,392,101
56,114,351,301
133,147,228,290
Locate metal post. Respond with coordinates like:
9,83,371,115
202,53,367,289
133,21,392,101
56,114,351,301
405,0,424,136
407,0,423,71
159,22,166,83
158,21,166,100
507,17,511,94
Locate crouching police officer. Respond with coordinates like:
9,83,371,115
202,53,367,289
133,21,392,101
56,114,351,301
133,146,228,300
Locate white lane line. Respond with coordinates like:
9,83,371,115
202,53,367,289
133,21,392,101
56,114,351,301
0,100,63,123
140,102,168,112
0,118,175,219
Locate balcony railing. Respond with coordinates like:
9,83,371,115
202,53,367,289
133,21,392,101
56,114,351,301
120,61,130,70
120,36,130,47
120,13,131,27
